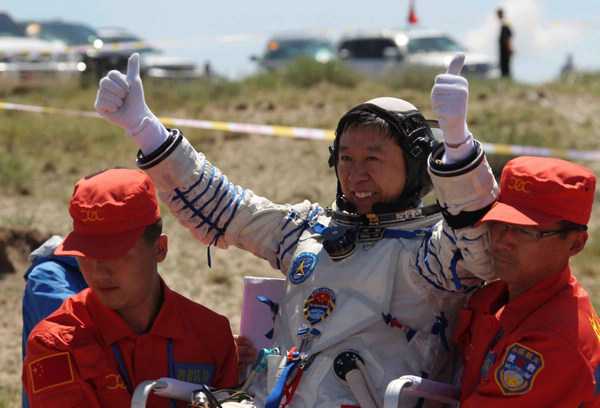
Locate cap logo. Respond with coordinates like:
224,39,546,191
508,177,532,193
105,373,127,390
80,209,104,222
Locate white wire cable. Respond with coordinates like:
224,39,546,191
240,370,256,393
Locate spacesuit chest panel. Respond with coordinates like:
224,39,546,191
276,227,404,354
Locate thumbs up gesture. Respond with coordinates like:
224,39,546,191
94,53,169,154
431,52,471,148
94,53,151,130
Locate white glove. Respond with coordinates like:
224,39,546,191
94,53,169,155
431,52,474,163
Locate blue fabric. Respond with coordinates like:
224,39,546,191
594,364,600,396
22,255,87,408
265,360,300,408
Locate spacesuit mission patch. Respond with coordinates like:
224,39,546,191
303,288,336,325
289,252,318,284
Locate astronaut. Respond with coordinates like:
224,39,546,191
95,52,498,407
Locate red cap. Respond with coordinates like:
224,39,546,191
478,156,595,226
55,169,161,260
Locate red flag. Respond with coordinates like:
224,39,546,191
409,0,419,24
29,352,75,393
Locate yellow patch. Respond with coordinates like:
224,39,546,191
589,313,600,344
495,343,544,396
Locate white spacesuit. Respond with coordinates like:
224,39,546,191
95,52,498,407
137,126,496,407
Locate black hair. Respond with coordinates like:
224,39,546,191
141,218,163,244
556,220,587,238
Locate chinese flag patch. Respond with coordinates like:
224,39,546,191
29,352,75,393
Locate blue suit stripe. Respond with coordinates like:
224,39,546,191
209,186,246,247
416,231,472,293
278,207,320,265
204,180,233,234
193,176,225,228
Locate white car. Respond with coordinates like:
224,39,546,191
95,27,203,80
337,28,499,79
0,11,82,91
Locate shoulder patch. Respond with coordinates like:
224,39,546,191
588,309,600,345
289,252,317,284
29,352,75,393
495,343,544,395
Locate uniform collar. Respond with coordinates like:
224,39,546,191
88,278,187,345
495,265,572,332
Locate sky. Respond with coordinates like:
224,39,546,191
2,0,599,84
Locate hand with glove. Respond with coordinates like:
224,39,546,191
94,53,169,155
431,52,475,164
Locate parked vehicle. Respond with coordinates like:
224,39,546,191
22,19,118,81
0,11,82,91
250,35,336,71
22,22,202,81
337,28,499,78
95,27,203,80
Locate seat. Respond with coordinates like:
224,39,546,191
130,377,241,408
384,375,461,407
132,374,462,408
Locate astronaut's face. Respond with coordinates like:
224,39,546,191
337,125,407,215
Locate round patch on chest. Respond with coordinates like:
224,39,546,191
303,287,336,325
289,252,318,284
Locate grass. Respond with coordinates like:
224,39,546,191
1,59,599,406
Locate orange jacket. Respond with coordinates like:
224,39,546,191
454,266,600,407
23,282,238,407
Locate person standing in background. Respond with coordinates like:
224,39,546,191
497,8,513,78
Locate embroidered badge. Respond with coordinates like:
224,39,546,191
303,288,336,325
495,343,544,395
174,363,215,385
29,352,75,393
289,252,317,284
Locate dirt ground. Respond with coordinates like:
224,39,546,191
0,225,50,407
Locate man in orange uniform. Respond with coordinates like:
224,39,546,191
454,156,600,406
23,168,239,407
